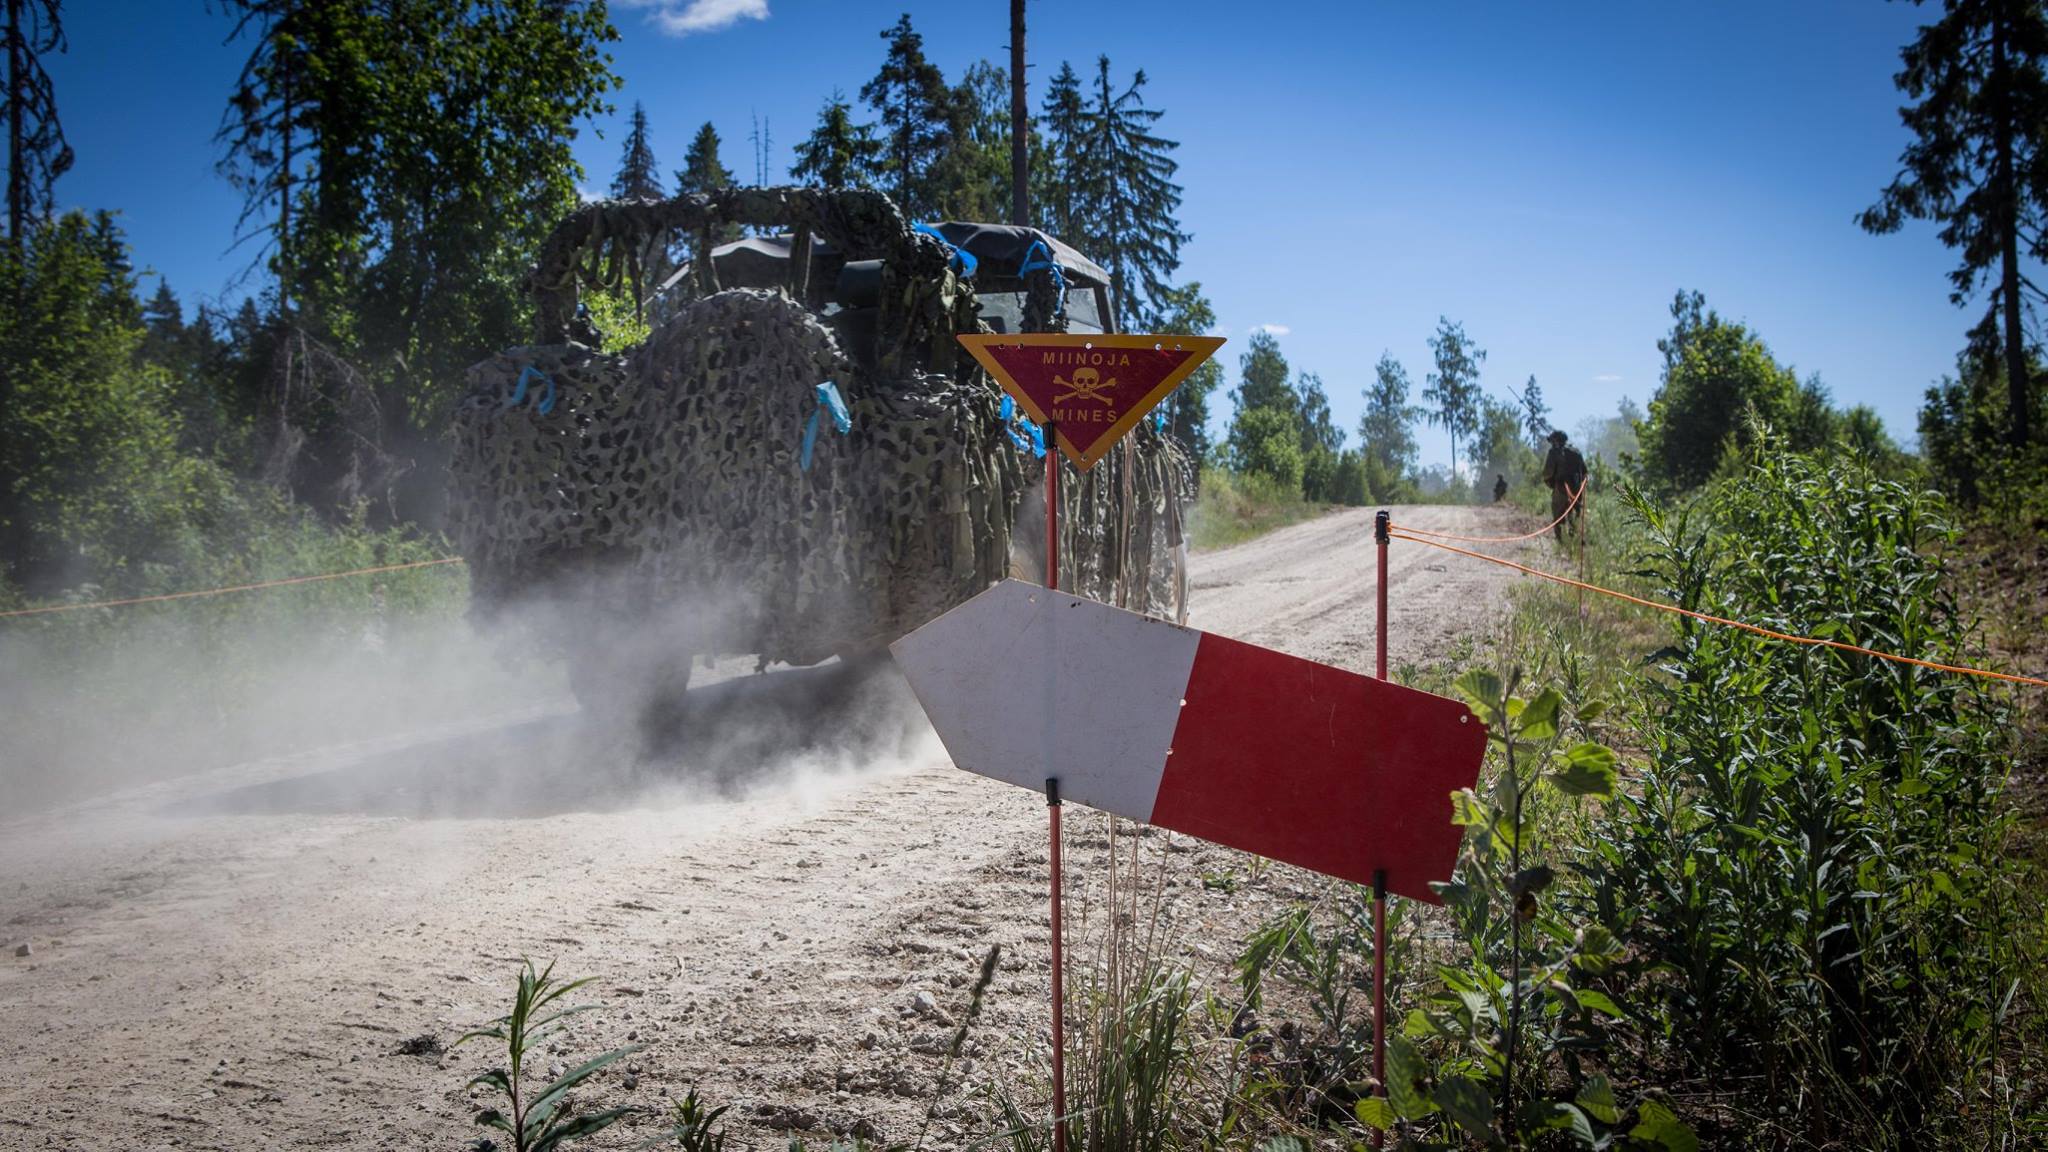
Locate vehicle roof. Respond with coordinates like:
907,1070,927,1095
672,222,1111,295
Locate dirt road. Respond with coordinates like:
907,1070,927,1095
0,504,1540,1151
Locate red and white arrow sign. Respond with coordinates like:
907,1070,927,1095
889,580,1489,902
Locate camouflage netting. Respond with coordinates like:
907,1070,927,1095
448,186,1190,693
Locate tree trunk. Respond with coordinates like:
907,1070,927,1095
1009,0,1028,227
1994,13,2031,447
7,0,23,248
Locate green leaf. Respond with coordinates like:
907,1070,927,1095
1518,689,1562,741
1433,1075,1497,1143
1576,1073,1619,1125
1453,669,1505,724
1385,1036,1437,1121
533,1106,638,1151
1575,989,1624,1018
1551,1101,1597,1146
1450,788,1490,827
1354,1095,1398,1131
1549,743,1619,799
523,1044,642,1135
1629,1100,1698,1152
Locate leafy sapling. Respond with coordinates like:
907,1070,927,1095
459,958,642,1152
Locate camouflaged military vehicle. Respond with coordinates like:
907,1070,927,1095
448,187,1191,723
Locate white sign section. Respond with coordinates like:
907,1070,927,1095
889,580,1489,902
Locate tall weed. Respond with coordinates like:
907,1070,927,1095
1587,448,2036,1147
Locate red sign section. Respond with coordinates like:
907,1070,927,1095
1150,630,1489,902
959,334,1226,469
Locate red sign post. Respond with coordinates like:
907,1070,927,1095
959,333,1222,1149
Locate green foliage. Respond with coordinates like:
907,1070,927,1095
459,959,640,1152
1035,62,1087,242
1075,56,1188,331
0,213,239,593
1638,290,1800,491
1153,282,1221,465
1232,887,1406,1127
612,102,665,202
1233,330,1295,415
217,0,620,520
862,14,954,221
999,967,1195,1152
1588,447,2037,1148
1359,353,1422,495
3,0,74,243
1295,372,1346,502
1189,466,1321,552
1514,375,1550,443
1329,451,1370,506
1390,666,1687,1151
1470,396,1531,499
657,1087,730,1152
1423,318,1485,476
790,90,883,190
580,282,652,354
1919,342,2046,511
1862,0,2048,449
932,60,1018,223
1226,407,1304,492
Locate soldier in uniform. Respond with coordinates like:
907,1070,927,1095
1540,429,1587,542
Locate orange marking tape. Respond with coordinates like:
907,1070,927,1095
0,557,465,620
1395,480,1586,545
1388,530,2048,690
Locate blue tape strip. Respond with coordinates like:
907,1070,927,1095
913,223,978,277
1017,239,1067,323
504,365,556,416
996,392,1046,457
801,381,852,471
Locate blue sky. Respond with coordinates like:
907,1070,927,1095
52,0,1961,464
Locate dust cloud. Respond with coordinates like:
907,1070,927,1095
0,576,936,819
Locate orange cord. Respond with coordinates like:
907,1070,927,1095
1387,530,2048,690
0,557,466,620
1395,480,1586,544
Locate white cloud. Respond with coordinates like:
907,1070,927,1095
619,0,769,37
1252,323,1291,337
1592,373,1622,383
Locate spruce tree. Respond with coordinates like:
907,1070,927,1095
1516,374,1550,442
1036,61,1085,242
790,90,881,188
611,101,663,200
860,13,953,219
1423,317,1485,476
1079,55,1187,329
676,121,741,244
3,0,71,248
1863,0,2048,448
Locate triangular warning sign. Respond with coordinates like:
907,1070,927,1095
959,334,1226,469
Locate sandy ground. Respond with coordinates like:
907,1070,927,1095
0,504,1544,1151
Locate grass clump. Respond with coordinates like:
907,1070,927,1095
1188,468,1326,552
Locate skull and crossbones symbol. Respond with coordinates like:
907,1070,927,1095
1054,366,1117,405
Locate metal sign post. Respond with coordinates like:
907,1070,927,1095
958,331,1225,1152
1371,509,1392,1147
1045,420,1066,1152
